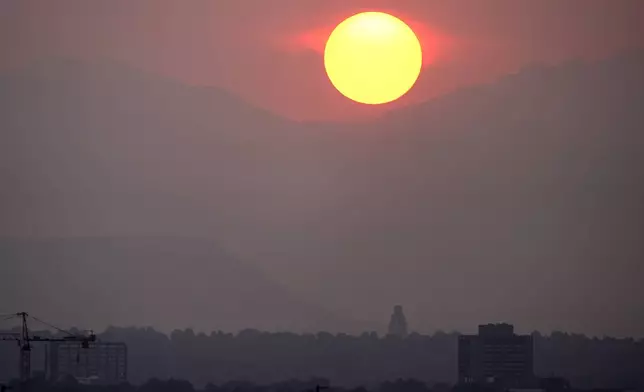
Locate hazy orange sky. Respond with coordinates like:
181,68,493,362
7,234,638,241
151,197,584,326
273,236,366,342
2,0,643,121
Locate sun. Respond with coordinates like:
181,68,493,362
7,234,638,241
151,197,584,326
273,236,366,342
324,12,423,105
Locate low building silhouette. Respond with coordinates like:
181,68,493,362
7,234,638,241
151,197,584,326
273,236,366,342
49,341,127,385
458,323,534,388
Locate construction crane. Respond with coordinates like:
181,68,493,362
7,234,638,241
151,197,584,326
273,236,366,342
0,312,96,382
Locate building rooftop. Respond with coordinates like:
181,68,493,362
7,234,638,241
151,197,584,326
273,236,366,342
478,323,515,337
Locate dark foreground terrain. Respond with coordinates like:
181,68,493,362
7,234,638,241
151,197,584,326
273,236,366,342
1,376,639,392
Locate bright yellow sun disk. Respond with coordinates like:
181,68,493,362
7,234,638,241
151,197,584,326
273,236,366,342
324,12,423,105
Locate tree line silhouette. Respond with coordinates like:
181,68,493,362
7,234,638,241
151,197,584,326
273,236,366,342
1,375,635,392
1,328,643,389
1,377,460,392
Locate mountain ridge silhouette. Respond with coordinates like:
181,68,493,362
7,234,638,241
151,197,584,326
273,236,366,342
1,52,643,337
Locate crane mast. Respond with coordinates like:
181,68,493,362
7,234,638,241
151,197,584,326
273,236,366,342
19,312,31,383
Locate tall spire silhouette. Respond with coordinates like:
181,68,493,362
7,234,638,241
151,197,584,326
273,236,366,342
387,305,408,337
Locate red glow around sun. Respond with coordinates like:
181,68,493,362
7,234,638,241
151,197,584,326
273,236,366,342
282,13,449,69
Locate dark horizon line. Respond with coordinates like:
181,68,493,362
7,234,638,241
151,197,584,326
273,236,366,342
2,324,642,342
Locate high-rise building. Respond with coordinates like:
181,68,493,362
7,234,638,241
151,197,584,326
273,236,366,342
458,323,534,387
48,341,127,385
387,305,408,337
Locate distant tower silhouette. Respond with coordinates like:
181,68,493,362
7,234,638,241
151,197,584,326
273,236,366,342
387,305,408,337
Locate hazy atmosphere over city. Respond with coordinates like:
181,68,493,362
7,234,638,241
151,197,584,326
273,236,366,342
1,0,644,355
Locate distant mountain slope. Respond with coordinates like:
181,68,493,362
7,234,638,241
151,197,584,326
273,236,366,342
0,58,348,250
0,237,356,333
1,53,643,337
296,52,644,337
0,59,363,334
